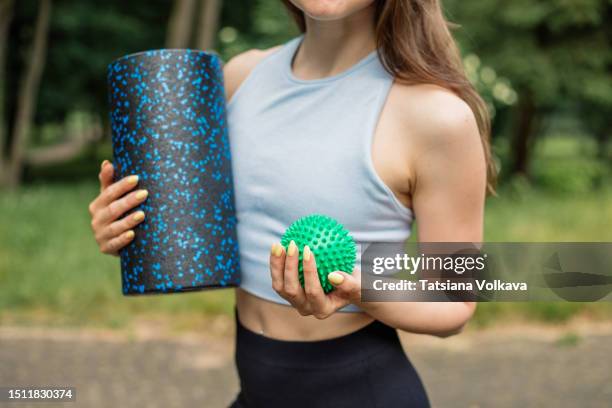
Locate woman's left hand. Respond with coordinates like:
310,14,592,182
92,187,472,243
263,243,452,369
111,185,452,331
269,241,361,319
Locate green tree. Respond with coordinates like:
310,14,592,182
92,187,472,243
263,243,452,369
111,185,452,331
446,0,612,176
1,0,173,186
0,0,14,179
1,0,243,188
1,0,52,187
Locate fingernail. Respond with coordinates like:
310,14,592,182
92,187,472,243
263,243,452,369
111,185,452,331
271,243,282,257
303,245,311,261
287,240,296,256
124,230,135,239
132,211,145,222
101,160,109,170
328,272,344,285
135,189,148,200
127,175,139,184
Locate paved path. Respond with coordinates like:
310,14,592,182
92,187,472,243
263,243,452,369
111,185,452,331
1,322,611,407
402,325,612,408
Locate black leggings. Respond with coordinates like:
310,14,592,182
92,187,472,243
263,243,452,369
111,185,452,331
230,311,430,408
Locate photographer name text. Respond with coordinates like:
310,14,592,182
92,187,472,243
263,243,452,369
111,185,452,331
371,279,528,292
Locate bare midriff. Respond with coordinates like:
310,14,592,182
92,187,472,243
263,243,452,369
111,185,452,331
235,288,374,341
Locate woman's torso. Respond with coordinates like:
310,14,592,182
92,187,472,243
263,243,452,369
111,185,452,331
227,37,415,340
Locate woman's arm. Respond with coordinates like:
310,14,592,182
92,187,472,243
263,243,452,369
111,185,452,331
337,86,487,336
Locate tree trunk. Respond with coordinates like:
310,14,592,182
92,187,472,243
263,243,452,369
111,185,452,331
166,0,197,49
24,113,102,166
5,0,52,188
0,0,14,182
510,91,538,176
196,0,222,50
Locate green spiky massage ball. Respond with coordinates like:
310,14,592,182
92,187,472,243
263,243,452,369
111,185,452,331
281,214,356,293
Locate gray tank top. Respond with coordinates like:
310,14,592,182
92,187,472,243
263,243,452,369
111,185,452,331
227,36,413,312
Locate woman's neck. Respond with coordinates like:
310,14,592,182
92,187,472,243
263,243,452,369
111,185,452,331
292,5,377,80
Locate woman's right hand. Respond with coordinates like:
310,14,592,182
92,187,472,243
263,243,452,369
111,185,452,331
88,160,149,256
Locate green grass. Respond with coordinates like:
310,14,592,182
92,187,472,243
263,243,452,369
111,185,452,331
0,182,234,328
484,184,612,241
471,182,612,326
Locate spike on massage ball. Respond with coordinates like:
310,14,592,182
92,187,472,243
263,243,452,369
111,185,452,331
281,214,357,293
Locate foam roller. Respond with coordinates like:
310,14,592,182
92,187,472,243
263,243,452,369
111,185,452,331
107,49,240,295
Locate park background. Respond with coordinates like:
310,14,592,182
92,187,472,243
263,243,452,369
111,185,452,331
0,1,611,407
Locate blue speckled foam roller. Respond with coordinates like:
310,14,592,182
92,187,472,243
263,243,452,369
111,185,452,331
107,49,240,295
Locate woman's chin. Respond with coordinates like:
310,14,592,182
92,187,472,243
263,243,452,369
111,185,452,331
292,0,374,21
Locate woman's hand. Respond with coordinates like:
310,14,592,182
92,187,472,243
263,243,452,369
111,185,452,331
88,160,149,256
269,241,361,319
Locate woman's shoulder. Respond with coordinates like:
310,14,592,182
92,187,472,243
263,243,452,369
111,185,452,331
224,46,282,101
388,82,480,151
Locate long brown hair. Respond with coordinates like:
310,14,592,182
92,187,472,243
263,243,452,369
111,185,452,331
281,0,496,193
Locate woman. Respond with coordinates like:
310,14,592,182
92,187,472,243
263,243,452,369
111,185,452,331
89,0,493,406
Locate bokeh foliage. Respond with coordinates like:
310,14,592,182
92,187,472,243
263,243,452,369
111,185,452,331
3,0,609,187
445,0,611,176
